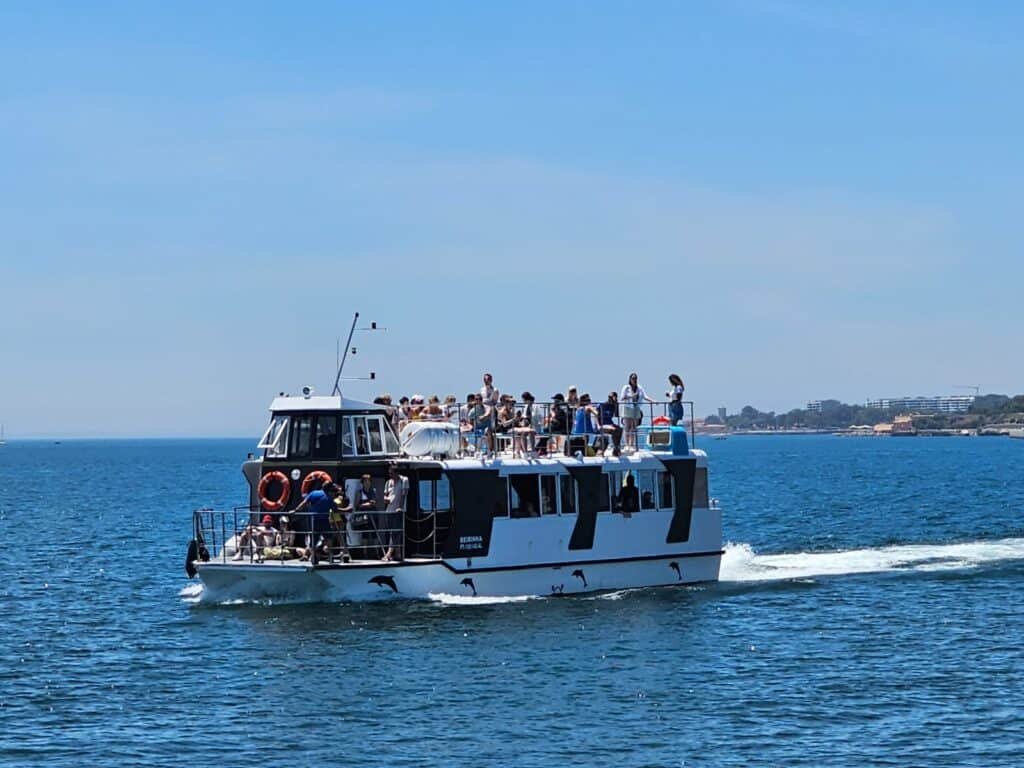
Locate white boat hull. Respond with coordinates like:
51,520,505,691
195,550,722,602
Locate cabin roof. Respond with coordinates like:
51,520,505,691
269,395,387,413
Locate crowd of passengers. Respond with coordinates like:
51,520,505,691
372,371,686,457
235,468,410,565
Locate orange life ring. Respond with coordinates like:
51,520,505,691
258,471,291,511
301,470,334,496
652,415,671,426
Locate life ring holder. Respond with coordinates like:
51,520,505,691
301,470,334,496
258,471,291,511
652,415,671,426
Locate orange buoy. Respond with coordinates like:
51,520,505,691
258,470,291,511
301,470,334,496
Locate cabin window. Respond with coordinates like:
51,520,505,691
383,421,400,453
639,470,657,510
418,479,434,513
313,415,339,459
597,472,611,512
659,471,674,509
341,418,354,456
559,475,577,516
353,418,369,455
418,475,452,513
437,475,451,511
259,415,289,458
510,474,540,518
367,417,384,453
608,471,623,512
493,478,509,518
289,416,312,458
693,467,709,509
540,475,557,515
612,471,640,514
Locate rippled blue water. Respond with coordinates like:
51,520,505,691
1,436,1023,766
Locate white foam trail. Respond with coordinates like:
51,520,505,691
719,538,1024,583
427,592,537,605
179,583,205,603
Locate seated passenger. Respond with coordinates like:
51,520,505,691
514,392,539,454
422,394,444,420
597,391,623,456
409,394,425,420
618,474,640,517
233,514,279,560
495,397,516,434
396,396,411,431
261,514,300,560
467,394,493,452
444,394,459,422
547,393,569,434
566,386,580,409
572,394,599,435
543,393,570,455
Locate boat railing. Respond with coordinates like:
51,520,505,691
413,399,696,458
192,505,449,565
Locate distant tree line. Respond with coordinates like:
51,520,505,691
706,394,1024,430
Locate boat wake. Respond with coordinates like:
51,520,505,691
719,537,1024,583
179,583,205,604
427,593,536,606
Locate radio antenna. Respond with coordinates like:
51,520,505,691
332,312,386,395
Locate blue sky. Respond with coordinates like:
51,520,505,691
2,1,1022,437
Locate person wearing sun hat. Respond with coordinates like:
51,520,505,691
233,513,279,560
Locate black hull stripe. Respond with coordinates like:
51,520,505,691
279,548,725,574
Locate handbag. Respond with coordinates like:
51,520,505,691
352,513,375,531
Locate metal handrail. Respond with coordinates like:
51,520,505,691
432,399,696,457
193,506,438,565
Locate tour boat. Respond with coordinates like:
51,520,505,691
185,318,721,602
185,388,722,602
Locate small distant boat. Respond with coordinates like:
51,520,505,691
0,424,5,446
712,434,729,440
1009,428,1024,440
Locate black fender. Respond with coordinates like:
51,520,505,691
185,539,199,578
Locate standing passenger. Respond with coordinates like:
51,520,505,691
620,373,654,452
666,374,685,426
382,466,409,562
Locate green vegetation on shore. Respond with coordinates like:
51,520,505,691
707,394,1024,431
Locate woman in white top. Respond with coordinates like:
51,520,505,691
620,372,654,451
666,373,685,426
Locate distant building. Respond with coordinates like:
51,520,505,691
807,400,824,412
717,407,727,421
865,395,974,414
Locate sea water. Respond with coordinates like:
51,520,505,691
1,436,1022,766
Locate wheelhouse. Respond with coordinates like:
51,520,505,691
257,395,401,461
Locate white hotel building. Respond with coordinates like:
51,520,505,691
807,395,975,414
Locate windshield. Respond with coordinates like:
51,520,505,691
258,415,289,458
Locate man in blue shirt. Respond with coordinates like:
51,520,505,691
294,480,340,560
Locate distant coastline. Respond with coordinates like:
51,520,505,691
701,393,1024,437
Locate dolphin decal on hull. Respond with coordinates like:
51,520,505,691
571,569,587,588
369,575,398,593
460,577,477,597
669,561,681,581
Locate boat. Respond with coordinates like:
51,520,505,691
0,424,5,446
1009,428,1024,440
186,381,721,602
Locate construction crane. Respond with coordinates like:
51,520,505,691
953,384,980,396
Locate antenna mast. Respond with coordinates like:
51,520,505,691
332,312,385,396
332,313,360,395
